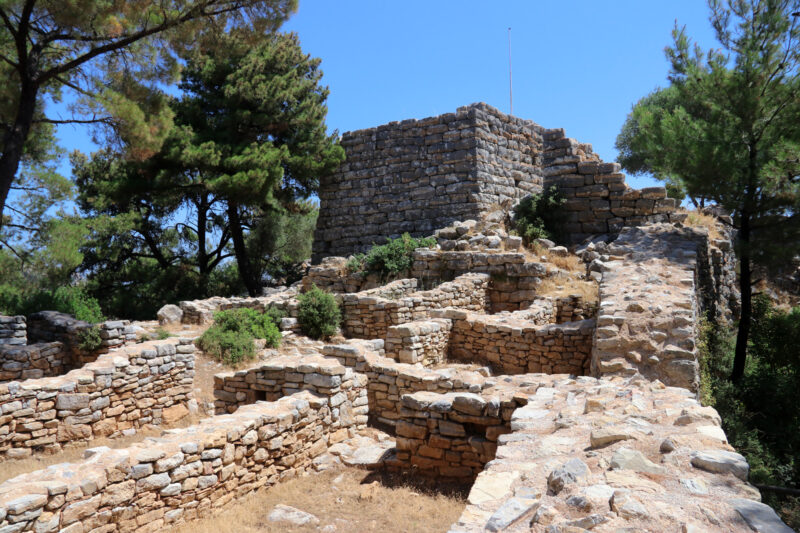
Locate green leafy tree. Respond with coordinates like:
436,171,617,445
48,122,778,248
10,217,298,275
0,0,297,230
615,0,800,381
75,31,343,314
168,32,344,294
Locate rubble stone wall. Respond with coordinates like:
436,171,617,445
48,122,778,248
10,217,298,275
384,318,452,366
592,225,702,389
211,355,368,435
411,249,547,312
0,316,26,346
321,342,487,428
446,309,595,375
0,338,195,460
394,391,516,482
313,102,680,261
0,392,335,532
0,342,68,382
313,103,544,261
179,287,298,325
541,128,682,243
341,273,488,339
27,311,137,366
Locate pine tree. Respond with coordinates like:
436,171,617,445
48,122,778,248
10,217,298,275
616,0,800,381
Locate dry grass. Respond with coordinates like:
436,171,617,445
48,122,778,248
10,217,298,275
682,209,723,241
543,251,583,272
0,414,204,484
537,276,599,303
522,242,584,273
173,468,466,533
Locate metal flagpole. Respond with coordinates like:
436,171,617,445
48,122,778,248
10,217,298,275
508,27,513,115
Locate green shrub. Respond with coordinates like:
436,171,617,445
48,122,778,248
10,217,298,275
197,307,282,365
346,233,436,278
297,285,340,340
77,326,104,352
0,285,105,323
512,186,567,245
699,297,800,529
197,328,255,365
155,327,172,340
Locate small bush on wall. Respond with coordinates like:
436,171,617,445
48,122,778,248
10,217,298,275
297,285,340,340
512,186,567,244
346,233,436,278
197,307,282,365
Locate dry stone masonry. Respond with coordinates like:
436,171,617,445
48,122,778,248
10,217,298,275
0,316,26,346
0,103,778,533
313,102,681,260
0,337,195,460
0,391,339,532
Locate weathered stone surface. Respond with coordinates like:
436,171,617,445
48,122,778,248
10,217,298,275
690,450,749,480
267,504,320,527
729,498,795,533
156,304,183,325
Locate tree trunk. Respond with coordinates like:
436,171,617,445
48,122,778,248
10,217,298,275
196,194,209,295
0,84,39,229
227,201,260,296
731,212,751,382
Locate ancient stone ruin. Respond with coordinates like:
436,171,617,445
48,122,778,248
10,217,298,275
0,103,789,533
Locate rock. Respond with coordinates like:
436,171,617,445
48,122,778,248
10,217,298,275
589,427,634,448
728,498,794,533
565,495,591,511
157,304,183,325
565,513,608,530
609,447,665,474
690,450,749,480
547,458,589,494
342,445,390,468
531,504,559,526
468,471,520,505
267,504,320,527
162,404,189,425
535,238,555,249
610,490,649,520
659,437,677,453
680,478,708,495
484,497,539,531
548,246,568,257
358,481,379,501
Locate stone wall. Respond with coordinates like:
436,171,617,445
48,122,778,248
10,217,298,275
0,392,337,532
384,318,452,366
211,355,368,436
445,309,595,375
178,287,298,325
0,316,26,346
411,249,547,313
0,338,195,460
313,103,544,261
0,342,67,382
394,391,517,482
541,129,683,243
321,341,488,428
447,373,775,533
340,273,488,339
313,102,680,261
592,225,703,389
27,311,137,366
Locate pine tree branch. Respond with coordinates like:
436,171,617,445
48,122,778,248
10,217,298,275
37,1,254,84
34,116,113,125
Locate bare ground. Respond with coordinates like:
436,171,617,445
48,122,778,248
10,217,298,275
173,467,466,533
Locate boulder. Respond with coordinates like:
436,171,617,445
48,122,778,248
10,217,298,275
157,304,183,325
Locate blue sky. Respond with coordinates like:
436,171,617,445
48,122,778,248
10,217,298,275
52,0,720,190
